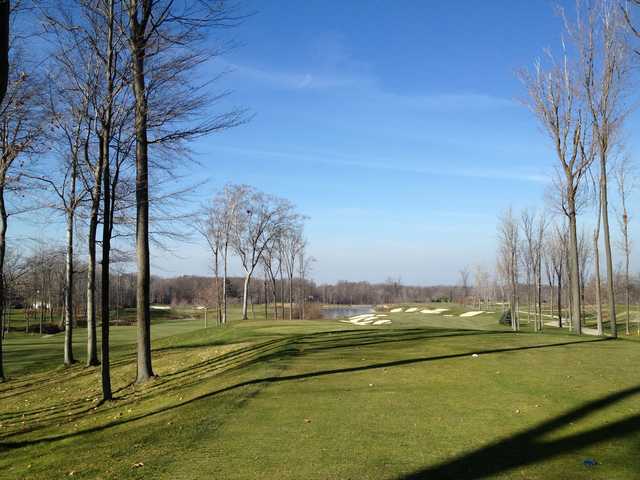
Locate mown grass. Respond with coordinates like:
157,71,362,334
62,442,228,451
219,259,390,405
1,305,639,479
1,304,262,377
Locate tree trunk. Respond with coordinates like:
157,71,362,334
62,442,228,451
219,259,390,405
86,165,102,367
624,216,630,335
557,271,563,329
63,151,77,366
101,134,112,401
64,202,75,366
568,212,582,335
131,19,154,383
594,231,604,336
242,273,250,320
600,160,617,337
0,183,6,381
214,253,221,324
263,278,268,320
279,268,285,319
288,274,293,321
0,1,9,107
222,244,228,324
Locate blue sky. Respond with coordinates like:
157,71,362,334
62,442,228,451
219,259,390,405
15,1,640,285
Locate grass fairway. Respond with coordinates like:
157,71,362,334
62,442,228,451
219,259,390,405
1,307,640,479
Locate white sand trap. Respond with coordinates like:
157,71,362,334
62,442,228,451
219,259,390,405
375,314,388,317
390,308,404,313
421,308,449,314
151,305,171,310
405,307,419,313
349,314,371,320
354,319,374,325
339,320,352,323
444,314,454,317
460,311,484,317
373,320,392,325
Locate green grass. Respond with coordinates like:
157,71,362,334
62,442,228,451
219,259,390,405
1,304,640,479
1,305,261,376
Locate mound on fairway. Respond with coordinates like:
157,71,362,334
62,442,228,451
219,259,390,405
460,311,484,317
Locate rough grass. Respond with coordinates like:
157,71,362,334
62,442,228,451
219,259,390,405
1,305,640,479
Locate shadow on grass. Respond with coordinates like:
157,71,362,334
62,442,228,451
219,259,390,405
0,334,610,451
396,384,640,480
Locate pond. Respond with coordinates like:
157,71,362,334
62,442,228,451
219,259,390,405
321,305,375,319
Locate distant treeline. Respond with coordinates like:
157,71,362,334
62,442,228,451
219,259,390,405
149,275,458,306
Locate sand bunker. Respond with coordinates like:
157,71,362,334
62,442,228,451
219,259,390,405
421,308,449,314
444,314,454,317
151,305,171,311
389,308,404,313
373,319,392,325
405,307,419,313
342,313,392,326
460,311,484,317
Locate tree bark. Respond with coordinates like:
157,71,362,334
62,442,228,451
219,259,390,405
101,133,112,401
594,229,603,336
0,1,8,107
557,270,562,329
0,181,6,381
131,7,154,382
64,155,77,366
288,274,293,321
568,211,582,335
86,161,102,367
600,161,617,337
242,273,250,320
222,244,228,324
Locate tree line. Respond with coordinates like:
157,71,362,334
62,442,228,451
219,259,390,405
0,0,248,403
495,0,640,337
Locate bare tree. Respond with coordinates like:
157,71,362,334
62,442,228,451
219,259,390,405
522,210,546,331
0,20,45,379
458,266,470,305
198,197,225,324
520,33,594,334
547,225,567,328
473,265,491,310
573,0,630,337
0,1,8,107
121,0,246,383
261,239,282,320
232,187,293,320
615,156,634,335
281,222,304,320
497,208,519,331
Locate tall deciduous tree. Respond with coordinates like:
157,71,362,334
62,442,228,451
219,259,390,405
572,0,630,337
122,0,246,383
232,187,293,320
520,40,593,335
0,35,45,380
497,208,520,331
615,156,634,335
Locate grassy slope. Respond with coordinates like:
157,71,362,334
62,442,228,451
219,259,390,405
1,306,640,479
2,306,256,376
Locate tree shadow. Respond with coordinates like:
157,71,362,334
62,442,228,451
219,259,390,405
0,336,608,451
396,384,640,479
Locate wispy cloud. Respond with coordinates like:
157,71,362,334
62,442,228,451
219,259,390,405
213,145,548,184
220,57,516,111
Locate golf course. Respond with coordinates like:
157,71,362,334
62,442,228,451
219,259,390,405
1,305,639,479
